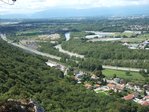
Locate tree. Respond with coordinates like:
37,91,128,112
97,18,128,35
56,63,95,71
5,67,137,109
113,74,117,79
144,89,147,96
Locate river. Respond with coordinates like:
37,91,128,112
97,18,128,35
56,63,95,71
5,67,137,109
55,32,84,58
1,33,146,72
65,32,70,41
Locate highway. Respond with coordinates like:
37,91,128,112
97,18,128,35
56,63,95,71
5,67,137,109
102,65,143,72
1,33,146,72
55,44,84,58
0,34,61,60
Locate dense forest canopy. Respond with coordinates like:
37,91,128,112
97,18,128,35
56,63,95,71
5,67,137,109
0,38,149,111
62,39,149,69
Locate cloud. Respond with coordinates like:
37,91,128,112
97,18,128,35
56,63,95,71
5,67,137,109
0,0,149,15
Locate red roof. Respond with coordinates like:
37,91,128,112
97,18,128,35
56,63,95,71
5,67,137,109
141,101,149,106
84,83,92,89
107,83,116,88
123,94,134,100
94,84,100,88
144,96,149,99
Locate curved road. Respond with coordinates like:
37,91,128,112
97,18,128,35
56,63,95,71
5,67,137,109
55,44,84,58
56,33,146,72
0,33,146,72
55,32,84,58
55,44,145,72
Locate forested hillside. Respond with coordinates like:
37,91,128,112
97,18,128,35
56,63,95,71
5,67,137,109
0,39,149,111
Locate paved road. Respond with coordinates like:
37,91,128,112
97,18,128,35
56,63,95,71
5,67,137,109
0,34,61,60
1,34,146,72
102,65,144,72
55,32,84,58
55,44,84,58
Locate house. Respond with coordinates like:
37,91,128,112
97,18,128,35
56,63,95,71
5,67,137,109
119,79,126,84
141,101,149,106
133,98,143,104
126,83,135,90
91,74,99,80
113,78,121,84
46,61,66,72
146,91,149,95
94,84,101,88
134,85,142,92
143,40,149,45
122,42,129,46
107,83,116,90
107,79,115,84
73,70,79,76
107,78,125,85
55,65,66,71
107,83,125,92
114,78,125,84
46,61,57,67
84,83,92,89
126,83,142,94
143,85,149,95
95,86,110,91
96,81,102,84
123,94,135,100
143,96,149,102
138,40,149,49
115,84,125,92
74,72,85,83
75,73,84,79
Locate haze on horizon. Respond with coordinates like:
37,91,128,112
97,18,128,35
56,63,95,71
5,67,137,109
0,0,149,18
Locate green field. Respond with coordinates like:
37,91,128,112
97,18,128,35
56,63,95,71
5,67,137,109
103,69,145,82
95,90,108,96
114,32,135,38
121,33,149,43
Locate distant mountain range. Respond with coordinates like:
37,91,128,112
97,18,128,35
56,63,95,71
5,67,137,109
1,5,149,19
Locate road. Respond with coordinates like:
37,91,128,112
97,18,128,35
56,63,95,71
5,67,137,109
1,33,146,72
55,44,84,58
55,32,84,58
60,33,146,72
102,65,144,72
0,34,61,61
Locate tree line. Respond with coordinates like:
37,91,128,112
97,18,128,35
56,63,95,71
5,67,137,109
1,39,149,111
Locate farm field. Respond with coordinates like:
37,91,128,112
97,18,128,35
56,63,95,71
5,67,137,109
121,33,149,43
103,69,145,82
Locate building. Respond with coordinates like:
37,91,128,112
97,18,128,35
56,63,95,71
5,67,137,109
123,94,135,100
141,101,149,106
84,83,92,89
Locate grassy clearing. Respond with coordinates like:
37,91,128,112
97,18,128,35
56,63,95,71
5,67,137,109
114,32,135,38
103,69,145,82
71,31,87,38
121,33,149,43
94,90,108,96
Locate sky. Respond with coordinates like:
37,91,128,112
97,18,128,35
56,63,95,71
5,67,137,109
0,0,149,17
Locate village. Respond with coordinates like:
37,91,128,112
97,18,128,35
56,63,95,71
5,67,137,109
46,60,149,107
74,70,149,106
123,40,149,50
1,0,149,110
85,30,149,50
